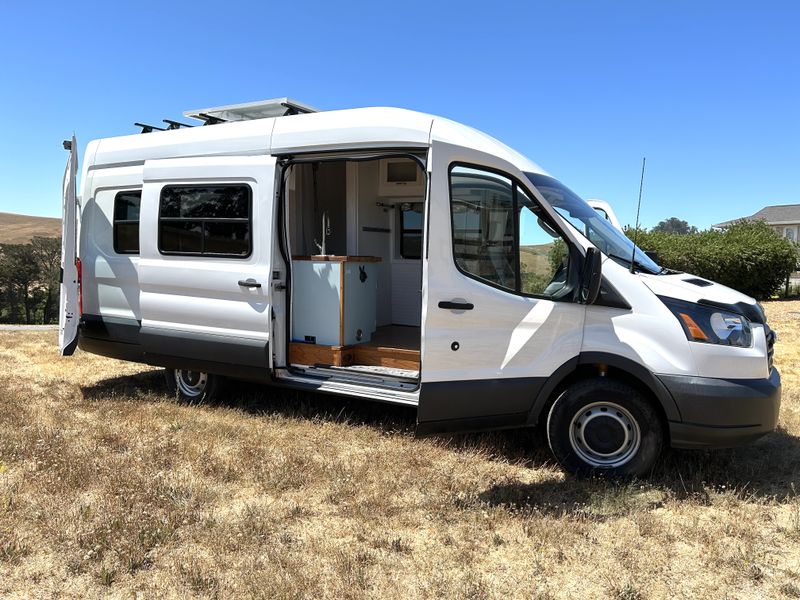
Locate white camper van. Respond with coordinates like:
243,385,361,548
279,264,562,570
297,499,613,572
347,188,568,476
59,99,780,476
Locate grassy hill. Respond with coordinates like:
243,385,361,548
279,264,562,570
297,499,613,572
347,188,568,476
0,211,61,244
519,242,554,273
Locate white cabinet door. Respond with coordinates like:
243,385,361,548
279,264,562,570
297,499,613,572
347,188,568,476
137,156,276,377
418,139,586,432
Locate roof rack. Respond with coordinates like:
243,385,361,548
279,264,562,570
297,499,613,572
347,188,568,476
134,122,166,134
183,97,319,125
163,119,194,130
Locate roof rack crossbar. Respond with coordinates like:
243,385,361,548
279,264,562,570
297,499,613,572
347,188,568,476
134,122,166,134
163,119,194,130
196,113,227,126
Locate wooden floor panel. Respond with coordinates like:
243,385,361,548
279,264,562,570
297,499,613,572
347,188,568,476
289,325,421,370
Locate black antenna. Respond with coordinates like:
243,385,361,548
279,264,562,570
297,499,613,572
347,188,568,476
630,157,646,273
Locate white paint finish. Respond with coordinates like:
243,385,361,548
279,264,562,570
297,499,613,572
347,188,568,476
91,119,273,170
343,262,378,344
271,108,433,154
422,139,586,384
689,325,769,379
639,271,757,306
391,262,422,326
138,156,276,355
290,260,378,345
59,136,79,355
80,178,142,320
354,160,393,325
582,258,698,376
592,258,769,380
291,260,342,345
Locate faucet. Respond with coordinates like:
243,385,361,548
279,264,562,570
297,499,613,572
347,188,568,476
315,211,331,255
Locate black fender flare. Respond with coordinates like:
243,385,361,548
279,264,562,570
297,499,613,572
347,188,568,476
526,352,682,425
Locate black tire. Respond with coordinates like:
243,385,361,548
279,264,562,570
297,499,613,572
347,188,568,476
164,368,221,404
546,377,663,477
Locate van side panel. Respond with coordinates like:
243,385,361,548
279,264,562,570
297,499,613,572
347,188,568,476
80,165,144,322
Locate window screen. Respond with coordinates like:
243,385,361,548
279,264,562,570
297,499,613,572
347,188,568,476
449,165,569,298
158,185,251,257
113,191,141,254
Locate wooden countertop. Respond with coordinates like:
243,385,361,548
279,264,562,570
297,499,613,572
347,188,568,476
292,255,382,263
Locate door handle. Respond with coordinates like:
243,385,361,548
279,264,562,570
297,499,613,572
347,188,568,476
438,300,474,310
238,278,262,288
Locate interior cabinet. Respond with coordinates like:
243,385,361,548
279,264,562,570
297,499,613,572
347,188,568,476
290,256,380,347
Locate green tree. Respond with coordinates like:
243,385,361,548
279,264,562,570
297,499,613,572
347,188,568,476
626,221,798,299
0,237,62,324
652,217,698,235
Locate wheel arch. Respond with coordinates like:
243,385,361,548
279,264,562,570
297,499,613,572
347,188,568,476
528,352,681,435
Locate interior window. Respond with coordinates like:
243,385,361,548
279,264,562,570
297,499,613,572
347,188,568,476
449,165,569,298
399,202,423,259
113,191,141,254
158,185,251,256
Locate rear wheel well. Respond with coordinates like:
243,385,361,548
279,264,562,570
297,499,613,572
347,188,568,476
536,364,670,444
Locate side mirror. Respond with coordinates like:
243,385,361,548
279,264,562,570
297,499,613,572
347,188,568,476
644,250,659,263
580,247,602,304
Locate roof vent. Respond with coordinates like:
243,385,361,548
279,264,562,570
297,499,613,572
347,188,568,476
183,97,319,125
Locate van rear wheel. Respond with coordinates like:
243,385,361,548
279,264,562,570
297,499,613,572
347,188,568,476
546,378,663,477
165,369,220,404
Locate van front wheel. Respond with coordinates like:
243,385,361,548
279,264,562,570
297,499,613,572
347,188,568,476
546,378,663,477
165,369,220,404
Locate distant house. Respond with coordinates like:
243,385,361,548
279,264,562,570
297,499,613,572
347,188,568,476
714,204,800,242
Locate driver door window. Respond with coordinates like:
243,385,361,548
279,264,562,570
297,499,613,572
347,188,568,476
449,165,569,298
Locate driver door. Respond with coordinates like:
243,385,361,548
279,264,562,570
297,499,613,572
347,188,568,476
418,140,586,431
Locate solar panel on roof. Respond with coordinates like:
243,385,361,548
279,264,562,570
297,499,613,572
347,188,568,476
183,97,319,124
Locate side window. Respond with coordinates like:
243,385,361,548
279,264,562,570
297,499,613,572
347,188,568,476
517,187,569,296
113,191,141,254
399,202,423,259
158,185,251,257
449,165,569,298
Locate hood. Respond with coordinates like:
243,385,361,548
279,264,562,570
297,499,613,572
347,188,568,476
639,272,767,324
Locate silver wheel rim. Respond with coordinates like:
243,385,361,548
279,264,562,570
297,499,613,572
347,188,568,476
175,369,208,398
568,401,641,468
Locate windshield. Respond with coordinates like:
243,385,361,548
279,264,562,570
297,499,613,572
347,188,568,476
525,172,662,275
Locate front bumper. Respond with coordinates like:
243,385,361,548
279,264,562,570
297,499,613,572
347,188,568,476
659,369,781,449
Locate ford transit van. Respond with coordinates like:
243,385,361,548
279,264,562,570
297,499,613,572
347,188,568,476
59,98,780,476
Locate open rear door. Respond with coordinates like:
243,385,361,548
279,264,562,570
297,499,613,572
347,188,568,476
59,136,80,356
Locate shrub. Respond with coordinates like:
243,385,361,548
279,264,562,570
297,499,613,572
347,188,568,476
626,220,799,300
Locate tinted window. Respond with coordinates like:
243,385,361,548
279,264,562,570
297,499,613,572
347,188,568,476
449,165,569,298
113,191,141,254
158,185,251,257
399,203,423,259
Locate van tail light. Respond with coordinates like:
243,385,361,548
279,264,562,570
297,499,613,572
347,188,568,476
76,257,83,317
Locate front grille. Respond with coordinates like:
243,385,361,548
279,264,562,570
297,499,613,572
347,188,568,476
766,325,775,372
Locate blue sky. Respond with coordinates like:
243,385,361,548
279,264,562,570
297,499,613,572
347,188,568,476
1,1,798,229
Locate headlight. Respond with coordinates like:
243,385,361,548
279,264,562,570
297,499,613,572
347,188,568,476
658,296,753,348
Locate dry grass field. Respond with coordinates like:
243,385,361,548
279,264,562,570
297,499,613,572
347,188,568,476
0,212,61,244
1,302,800,599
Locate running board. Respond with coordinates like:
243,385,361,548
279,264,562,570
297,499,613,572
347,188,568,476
290,365,419,391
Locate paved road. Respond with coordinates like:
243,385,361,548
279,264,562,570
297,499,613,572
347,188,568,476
0,325,58,331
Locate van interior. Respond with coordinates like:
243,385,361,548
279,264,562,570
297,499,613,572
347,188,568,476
283,156,425,388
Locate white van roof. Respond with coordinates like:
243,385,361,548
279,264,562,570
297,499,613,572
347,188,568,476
86,106,547,176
